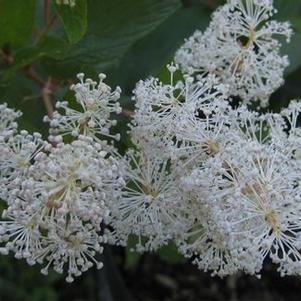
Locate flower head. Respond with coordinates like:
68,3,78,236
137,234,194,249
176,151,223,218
45,73,122,144
0,103,21,140
175,0,292,106
108,149,184,251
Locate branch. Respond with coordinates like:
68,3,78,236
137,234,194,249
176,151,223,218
22,66,45,88
0,48,13,65
42,78,54,118
44,0,50,28
1,50,55,118
36,1,58,40
122,109,135,118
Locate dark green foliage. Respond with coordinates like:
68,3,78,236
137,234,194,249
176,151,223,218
0,0,36,47
55,0,87,44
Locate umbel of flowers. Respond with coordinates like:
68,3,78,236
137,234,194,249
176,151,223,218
0,75,124,283
0,0,301,282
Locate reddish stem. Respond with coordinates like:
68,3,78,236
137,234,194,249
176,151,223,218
0,48,13,65
1,50,55,118
22,66,45,88
122,109,135,118
42,78,54,118
44,0,50,28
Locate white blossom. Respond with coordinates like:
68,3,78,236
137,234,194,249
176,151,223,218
45,73,122,143
0,103,21,140
38,224,105,283
108,149,184,252
175,0,292,106
55,0,76,7
0,1,300,282
131,64,228,159
0,136,124,281
0,130,48,202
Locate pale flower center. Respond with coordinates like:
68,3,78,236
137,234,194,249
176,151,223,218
142,184,159,199
265,210,280,234
203,139,219,156
46,160,82,209
15,156,29,168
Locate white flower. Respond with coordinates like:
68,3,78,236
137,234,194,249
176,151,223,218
170,106,233,170
179,224,240,277
55,0,76,7
45,73,122,143
0,130,47,202
39,224,104,283
29,137,123,231
0,103,21,140
278,100,301,162
108,149,184,251
182,137,301,276
0,136,124,281
175,0,292,106
131,64,228,158
226,148,300,275
0,209,43,260
173,100,301,277
0,5,300,281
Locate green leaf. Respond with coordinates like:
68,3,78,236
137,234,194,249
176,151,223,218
125,248,141,269
1,36,69,81
124,234,142,269
274,0,301,19
0,75,48,136
48,0,181,75
27,287,58,301
110,5,211,93
0,254,61,301
281,19,301,75
158,242,185,264
54,0,87,44
0,0,36,47
274,1,301,75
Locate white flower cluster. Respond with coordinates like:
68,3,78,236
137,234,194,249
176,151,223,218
0,103,21,140
108,61,301,277
106,0,301,278
175,0,292,107
0,0,300,282
55,0,76,7
0,75,124,283
44,73,122,144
